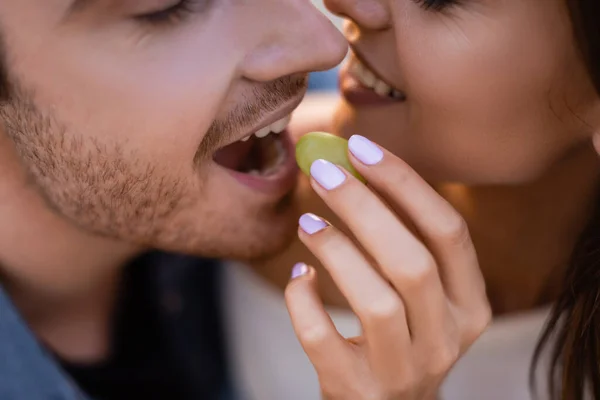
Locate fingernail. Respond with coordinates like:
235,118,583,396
310,159,346,190
291,262,309,279
348,135,384,165
299,213,328,235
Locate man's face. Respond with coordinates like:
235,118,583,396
0,0,347,260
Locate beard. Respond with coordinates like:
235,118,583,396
0,75,305,261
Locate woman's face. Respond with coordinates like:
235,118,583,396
327,0,600,184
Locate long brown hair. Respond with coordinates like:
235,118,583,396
533,2,600,398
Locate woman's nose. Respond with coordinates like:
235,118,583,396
323,0,391,31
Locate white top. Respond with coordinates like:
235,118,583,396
221,262,552,400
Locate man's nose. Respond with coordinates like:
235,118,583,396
239,0,348,82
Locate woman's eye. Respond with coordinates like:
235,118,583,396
414,0,456,11
136,0,195,25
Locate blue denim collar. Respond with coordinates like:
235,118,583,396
0,285,88,400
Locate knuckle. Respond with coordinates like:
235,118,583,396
433,213,471,246
311,230,349,259
426,344,460,377
310,225,338,247
314,231,340,252
478,303,493,330
467,304,493,341
351,190,373,211
397,252,436,290
299,324,332,349
362,295,404,324
330,185,370,216
459,304,492,348
386,160,412,187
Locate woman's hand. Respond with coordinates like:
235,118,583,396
285,135,491,400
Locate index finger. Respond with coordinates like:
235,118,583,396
346,135,486,310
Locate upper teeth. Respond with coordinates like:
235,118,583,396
240,114,291,142
350,59,404,99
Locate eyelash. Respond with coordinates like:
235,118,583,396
137,0,451,26
138,0,450,25
138,0,195,25
414,0,456,11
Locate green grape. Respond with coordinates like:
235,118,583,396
295,132,365,183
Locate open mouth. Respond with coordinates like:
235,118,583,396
213,114,292,178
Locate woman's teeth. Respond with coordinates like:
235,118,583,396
240,114,292,142
350,59,404,99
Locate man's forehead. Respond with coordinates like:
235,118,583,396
2,0,91,21
18,0,131,24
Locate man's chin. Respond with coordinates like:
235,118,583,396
233,229,297,263
141,190,301,261
177,227,297,263
229,193,300,262
161,211,298,262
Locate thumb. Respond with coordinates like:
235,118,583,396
285,263,352,372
